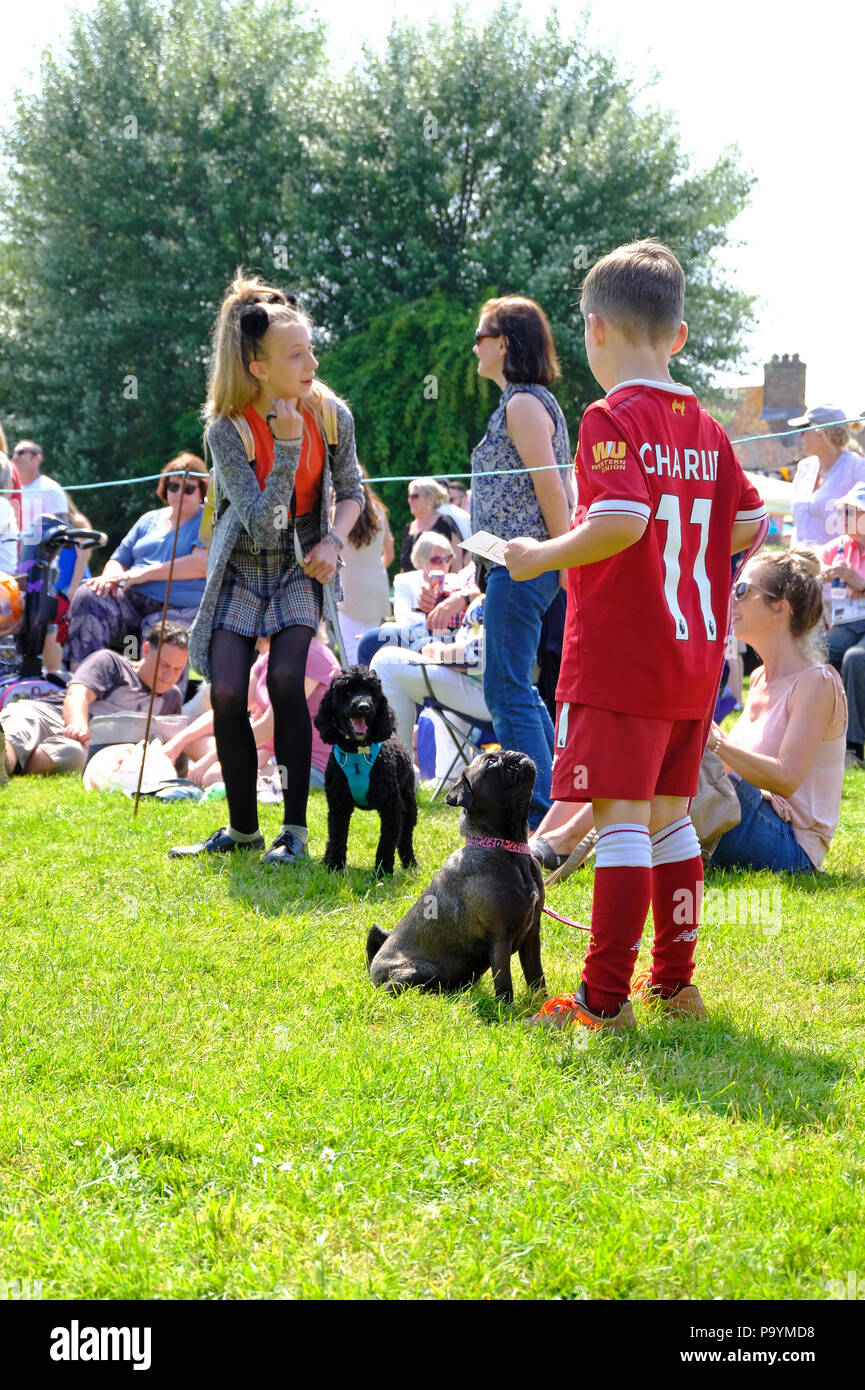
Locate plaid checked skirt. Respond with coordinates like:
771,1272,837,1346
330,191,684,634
212,512,323,638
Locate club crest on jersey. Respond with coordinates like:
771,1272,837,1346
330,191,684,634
591,440,626,464
672,399,686,415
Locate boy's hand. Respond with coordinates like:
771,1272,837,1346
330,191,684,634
504,537,546,581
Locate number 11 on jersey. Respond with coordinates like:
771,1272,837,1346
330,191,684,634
655,493,717,643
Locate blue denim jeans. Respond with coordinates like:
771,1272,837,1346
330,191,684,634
356,622,428,668
482,565,560,830
710,776,814,873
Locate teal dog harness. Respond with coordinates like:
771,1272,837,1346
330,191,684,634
333,742,383,808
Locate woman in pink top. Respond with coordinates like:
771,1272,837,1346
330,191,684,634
707,549,847,872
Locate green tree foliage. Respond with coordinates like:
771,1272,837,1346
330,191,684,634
307,3,755,428
0,0,755,544
0,0,324,539
317,291,495,535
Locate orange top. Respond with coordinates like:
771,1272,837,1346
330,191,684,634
243,404,325,516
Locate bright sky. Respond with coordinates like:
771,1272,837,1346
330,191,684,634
4,0,864,411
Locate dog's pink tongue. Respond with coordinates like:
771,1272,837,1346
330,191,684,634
351,718,368,736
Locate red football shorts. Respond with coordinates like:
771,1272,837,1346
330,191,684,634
549,701,708,803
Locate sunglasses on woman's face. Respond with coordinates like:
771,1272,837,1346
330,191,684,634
474,329,500,344
408,491,424,500
428,555,450,566
733,580,779,601
165,481,200,496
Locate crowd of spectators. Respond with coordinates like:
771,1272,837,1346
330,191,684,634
1,365,863,885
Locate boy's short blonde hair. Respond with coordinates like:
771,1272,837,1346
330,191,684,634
581,238,685,346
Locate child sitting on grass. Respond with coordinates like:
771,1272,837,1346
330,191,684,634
505,238,766,1030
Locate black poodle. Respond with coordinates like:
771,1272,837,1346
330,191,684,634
313,664,418,876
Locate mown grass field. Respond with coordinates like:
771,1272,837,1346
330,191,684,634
1,770,864,1300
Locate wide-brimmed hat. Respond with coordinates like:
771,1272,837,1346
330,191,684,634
788,404,847,429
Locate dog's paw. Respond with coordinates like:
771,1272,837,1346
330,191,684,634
324,857,347,874
373,862,395,879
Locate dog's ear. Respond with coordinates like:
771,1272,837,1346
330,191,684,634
313,685,341,746
445,773,473,809
368,684,396,743
366,923,389,969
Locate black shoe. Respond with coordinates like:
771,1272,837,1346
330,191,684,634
261,829,308,866
528,834,567,871
167,826,265,858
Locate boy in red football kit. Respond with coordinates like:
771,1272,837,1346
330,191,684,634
505,240,767,1029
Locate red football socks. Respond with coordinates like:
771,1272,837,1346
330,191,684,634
649,817,704,994
582,824,652,1016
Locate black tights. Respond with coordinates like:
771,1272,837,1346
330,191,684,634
209,625,314,835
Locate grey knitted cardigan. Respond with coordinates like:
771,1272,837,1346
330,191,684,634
188,401,365,680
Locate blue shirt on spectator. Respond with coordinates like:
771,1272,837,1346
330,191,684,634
112,509,205,607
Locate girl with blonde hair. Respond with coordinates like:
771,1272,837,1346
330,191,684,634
173,272,363,864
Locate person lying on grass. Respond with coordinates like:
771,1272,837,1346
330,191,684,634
1,622,188,777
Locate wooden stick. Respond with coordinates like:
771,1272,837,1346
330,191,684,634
133,468,189,817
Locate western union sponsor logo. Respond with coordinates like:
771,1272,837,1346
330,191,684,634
591,440,626,463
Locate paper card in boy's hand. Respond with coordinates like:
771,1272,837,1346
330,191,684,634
461,530,508,565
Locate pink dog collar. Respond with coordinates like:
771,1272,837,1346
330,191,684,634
465,835,532,855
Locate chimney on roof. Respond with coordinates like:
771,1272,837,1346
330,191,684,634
760,353,807,449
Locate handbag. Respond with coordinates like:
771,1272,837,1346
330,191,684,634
690,746,741,856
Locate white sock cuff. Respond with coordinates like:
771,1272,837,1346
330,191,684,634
227,826,261,843
279,823,309,844
651,816,701,866
595,823,652,869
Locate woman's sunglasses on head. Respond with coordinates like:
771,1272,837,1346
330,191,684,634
165,481,201,496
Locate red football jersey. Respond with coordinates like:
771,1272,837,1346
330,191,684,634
556,379,766,720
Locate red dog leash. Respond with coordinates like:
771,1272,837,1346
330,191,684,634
464,835,592,933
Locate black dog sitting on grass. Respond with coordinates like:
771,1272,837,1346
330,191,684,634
366,749,545,1000
314,665,418,876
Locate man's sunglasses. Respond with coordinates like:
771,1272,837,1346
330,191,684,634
733,580,781,601
12,447,38,456
165,481,201,496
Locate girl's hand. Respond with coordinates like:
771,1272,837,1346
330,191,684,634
504,536,544,581
270,397,303,441
302,535,340,583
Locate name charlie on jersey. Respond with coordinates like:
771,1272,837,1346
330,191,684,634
591,439,720,482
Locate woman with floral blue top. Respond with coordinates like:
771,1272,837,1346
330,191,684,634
471,296,573,829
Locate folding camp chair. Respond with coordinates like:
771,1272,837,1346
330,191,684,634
416,661,498,802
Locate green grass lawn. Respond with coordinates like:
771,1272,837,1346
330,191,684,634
1,770,864,1300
